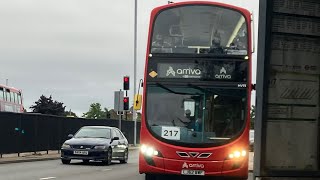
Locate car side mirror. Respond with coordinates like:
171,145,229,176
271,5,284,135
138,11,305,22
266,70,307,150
68,134,73,139
110,136,119,144
112,137,120,141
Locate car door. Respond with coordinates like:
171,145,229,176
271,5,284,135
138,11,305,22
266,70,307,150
115,129,127,156
119,130,128,148
110,129,121,157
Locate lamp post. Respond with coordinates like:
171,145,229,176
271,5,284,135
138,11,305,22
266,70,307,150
133,0,138,146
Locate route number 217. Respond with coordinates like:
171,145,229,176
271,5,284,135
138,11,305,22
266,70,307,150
161,127,180,140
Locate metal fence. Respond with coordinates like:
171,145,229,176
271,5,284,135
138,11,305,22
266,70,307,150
0,112,140,155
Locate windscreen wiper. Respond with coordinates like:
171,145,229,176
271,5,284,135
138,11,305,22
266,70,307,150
187,84,245,98
187,83,207,93
155,83,190,95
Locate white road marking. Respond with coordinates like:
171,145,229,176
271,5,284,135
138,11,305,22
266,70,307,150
102,168,112,171
40,177,56,180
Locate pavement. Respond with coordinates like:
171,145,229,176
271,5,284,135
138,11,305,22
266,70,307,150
0,147,254,171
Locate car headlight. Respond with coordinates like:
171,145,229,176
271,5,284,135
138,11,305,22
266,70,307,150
140,144,160,157
61,143,71,149
94,145,107,150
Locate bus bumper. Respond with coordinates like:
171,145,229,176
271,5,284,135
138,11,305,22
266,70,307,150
139,153,248,178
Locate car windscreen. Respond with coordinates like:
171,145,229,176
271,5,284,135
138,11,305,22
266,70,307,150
74,128,111,139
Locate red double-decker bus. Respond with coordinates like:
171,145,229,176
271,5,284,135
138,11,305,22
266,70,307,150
0,84,24,113
138,1,252,179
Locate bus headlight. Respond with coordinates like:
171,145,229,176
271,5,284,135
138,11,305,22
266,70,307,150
228,150,246,159
141,144,160,157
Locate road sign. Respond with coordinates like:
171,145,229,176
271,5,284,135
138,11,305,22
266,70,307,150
114,91,124,111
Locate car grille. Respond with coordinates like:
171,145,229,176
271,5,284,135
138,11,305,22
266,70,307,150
70,145,93,149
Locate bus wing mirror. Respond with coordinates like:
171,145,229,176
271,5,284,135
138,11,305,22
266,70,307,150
134,94,142,110
251,84,256,90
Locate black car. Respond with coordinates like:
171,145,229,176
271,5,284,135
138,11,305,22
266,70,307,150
61,126,129,165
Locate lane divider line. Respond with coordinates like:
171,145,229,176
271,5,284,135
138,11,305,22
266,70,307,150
40,177,56,180
102,169,112,171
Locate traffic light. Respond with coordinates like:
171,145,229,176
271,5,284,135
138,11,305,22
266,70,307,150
123,76,130,90
123,97,129,111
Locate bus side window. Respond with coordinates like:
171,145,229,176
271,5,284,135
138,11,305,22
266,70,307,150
11,92,15,103
17,94,21,104
6,90,10,102
14,93,17,104
0,88,3,100
16,93,19,104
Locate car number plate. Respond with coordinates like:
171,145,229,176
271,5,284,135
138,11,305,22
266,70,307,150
73,151,88,155
181,169,205,176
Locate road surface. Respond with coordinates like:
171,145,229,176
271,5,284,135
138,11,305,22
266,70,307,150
0,149,253,180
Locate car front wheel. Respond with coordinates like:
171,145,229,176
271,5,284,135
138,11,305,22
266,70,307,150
102,148,112,165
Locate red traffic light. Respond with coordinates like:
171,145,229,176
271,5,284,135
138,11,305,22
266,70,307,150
123,97,129,110
123,76,130,90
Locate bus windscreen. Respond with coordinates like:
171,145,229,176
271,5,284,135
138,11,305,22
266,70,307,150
146,85,247,146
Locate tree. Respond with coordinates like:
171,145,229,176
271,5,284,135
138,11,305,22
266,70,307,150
82,103,109,119
30,95,66,116
250,105,255,129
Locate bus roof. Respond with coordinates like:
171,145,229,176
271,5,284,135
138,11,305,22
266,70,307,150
152,1,250,15
0,84,22,93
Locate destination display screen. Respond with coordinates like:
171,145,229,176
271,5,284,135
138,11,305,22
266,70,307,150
147,59,248,82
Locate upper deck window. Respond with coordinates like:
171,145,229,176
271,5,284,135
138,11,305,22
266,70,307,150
17,94,21,104
151,5,248,55
10,92,15,103
6,90,10,102
0,88,3,101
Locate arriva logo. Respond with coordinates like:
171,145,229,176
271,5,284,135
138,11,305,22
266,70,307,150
182,162,188,169
220,67,227,74
166,66,176,76
182,162,205,169
166,66,201,77
215,67,231,79
177,68,201,75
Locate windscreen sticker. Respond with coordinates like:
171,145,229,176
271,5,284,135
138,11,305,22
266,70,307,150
161,126,181,140
149,71,158,78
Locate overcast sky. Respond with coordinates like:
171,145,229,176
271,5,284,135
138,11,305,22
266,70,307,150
0,0,259,116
